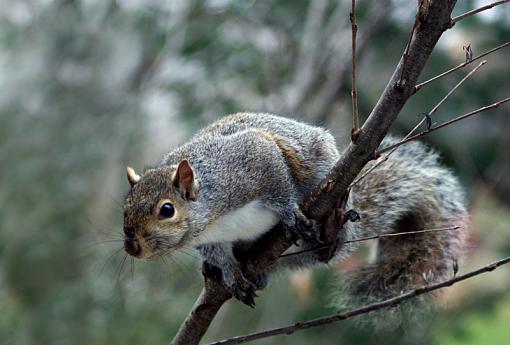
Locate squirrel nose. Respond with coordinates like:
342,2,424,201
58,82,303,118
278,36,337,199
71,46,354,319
124,238,141,257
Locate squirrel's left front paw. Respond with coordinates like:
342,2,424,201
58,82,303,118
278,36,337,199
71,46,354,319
287,208,323,245
230,275,258,307
223,265,259,307
202,261,258,307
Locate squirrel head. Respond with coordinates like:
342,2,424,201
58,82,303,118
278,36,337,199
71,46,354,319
122,160,199,259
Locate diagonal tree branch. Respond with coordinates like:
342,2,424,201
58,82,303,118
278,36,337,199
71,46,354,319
377,96,510,155
451,0,510,25
210,255,510,344
280,226,460,259
169,279,230,345
170,2,458,344
415,41,510,92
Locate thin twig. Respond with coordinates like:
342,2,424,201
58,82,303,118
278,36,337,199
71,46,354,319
279,226,460,259
350,0,360,138
451,0,510,25
352,60,487,187
343,226,460,244
210,255,510,345
409,60,487,137
378,96,510,155
415,41,510,92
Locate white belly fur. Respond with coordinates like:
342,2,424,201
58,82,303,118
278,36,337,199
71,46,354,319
197,200,280,245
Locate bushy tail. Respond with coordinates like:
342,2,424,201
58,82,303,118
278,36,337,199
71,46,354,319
336,137,469,314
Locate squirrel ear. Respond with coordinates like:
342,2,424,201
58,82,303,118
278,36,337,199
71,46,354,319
172,160,198,201
126,166,141,187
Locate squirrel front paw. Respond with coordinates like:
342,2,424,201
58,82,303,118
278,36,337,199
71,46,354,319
285,208,323,245
202,260,260,307
229,274,258,307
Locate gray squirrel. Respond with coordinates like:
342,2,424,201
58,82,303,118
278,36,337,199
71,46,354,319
123,113,468,307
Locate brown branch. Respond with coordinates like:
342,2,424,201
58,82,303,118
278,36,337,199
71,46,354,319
170,2,458,344
415,41,510,92
350,0,360,139
280,226,460,259
170,280,231,345
209,255,510,344
378,96,510,155
451,0,510,25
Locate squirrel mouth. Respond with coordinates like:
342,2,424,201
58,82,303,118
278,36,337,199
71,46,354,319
124,238,141,257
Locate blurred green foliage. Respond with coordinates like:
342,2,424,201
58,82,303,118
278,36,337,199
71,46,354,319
0,1,509,344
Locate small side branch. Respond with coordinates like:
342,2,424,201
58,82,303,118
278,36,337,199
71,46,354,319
409,60,486,137
451,0,510,25
210,255,510,345
415,41,510,92
280,226,460,259
378,96,510,155
350,0,360,140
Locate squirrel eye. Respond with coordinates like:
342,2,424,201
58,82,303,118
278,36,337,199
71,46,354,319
159,203,175,219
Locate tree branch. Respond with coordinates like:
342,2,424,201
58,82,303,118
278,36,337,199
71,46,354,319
170,2,458,344
210,255,510,344
451,0,510,25
280,226,460,260
170,280,231,345
350,0,360,138
422,60,486,120
377,96,510,155
415,41,510,92
403,59,486,144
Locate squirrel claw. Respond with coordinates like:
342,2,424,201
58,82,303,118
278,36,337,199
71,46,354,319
201,255,264,307
289,209,323,245
214,262,260,307
229,277,258,307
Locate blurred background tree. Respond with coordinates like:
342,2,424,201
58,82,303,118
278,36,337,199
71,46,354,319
0,1,509,344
